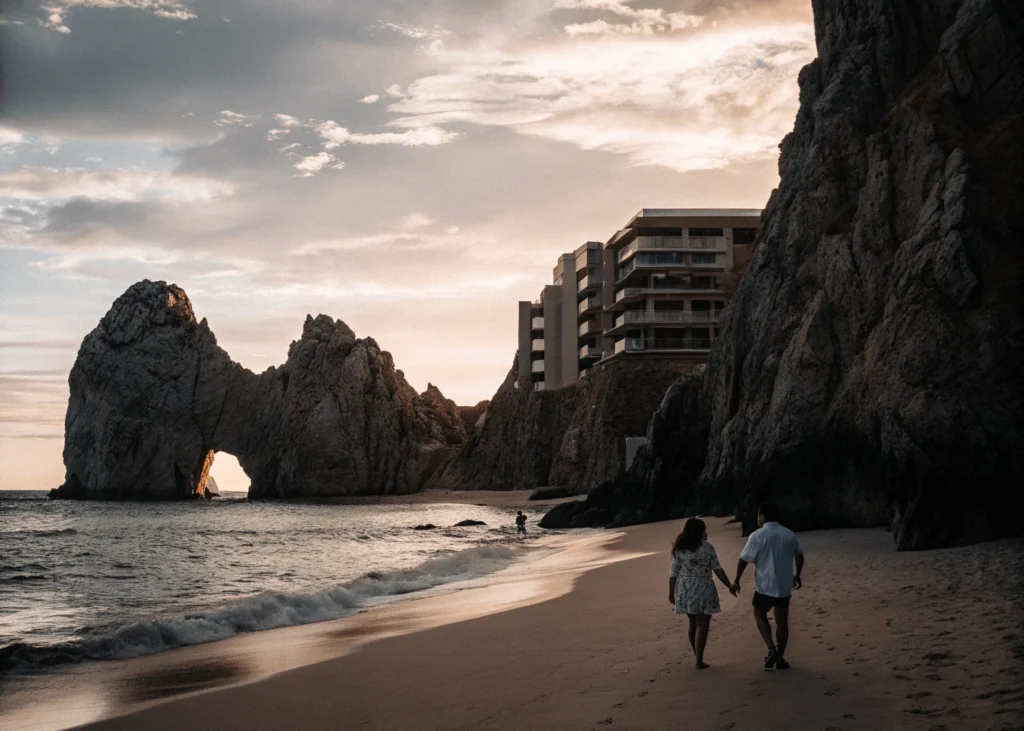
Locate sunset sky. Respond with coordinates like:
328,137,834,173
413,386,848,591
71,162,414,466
0,0,814,490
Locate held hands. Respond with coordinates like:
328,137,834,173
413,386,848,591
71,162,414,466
729,581,740,596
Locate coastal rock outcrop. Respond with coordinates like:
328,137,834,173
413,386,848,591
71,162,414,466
565,0,1024,549
428,356,690,493
54,281,465,499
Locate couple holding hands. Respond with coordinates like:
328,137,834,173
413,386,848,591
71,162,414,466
668,502,805,670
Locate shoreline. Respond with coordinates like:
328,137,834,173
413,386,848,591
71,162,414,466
3,516,1021,730
0,520,629,730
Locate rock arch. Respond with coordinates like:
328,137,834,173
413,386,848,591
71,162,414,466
53,281,465,499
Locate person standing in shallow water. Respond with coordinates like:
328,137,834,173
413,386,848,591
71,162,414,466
668,517,737,669
515,511,527,536
732,501,805,670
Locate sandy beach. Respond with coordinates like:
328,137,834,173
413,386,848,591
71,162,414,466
2,502,1022,731
4,505,1019,731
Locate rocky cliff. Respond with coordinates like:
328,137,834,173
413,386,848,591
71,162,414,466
558,0,1024,550
428,357,690,492
54,281,465,499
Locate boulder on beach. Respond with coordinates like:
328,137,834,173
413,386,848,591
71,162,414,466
453,520,487,527
528,486,576,501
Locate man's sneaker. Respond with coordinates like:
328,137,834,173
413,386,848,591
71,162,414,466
764,647,778,669
775,656,791,670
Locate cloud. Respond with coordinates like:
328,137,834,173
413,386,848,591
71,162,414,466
381,22,448,41
37,0,196,33
0,167,234,202
387,22,814,172
360,95,381,104
314,120,458,149
0,127,25,146
216,109,255,127
293,152,344,177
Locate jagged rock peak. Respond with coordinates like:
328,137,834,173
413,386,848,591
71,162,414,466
98,280,198,345
55,281,465,500
300,313,356,343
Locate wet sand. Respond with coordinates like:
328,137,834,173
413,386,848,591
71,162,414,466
5,516,1023,731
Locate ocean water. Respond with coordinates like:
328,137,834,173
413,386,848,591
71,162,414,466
0,491,550,673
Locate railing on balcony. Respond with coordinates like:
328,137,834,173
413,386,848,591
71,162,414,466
579,344,601,360
616,338,713,353
532,381,546,391
531,360,545,373
531,317,544,330
614,282,723,302
613,310,720,328
616,253,722,281
686,236,726,250
531,338,545,351
577,272,604,293
578,320,602,338
578,295,602,315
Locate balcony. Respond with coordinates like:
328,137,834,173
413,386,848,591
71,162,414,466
531,360,545,374
616,236,726,264
578,319,602,338
531,338,545,352
611,282,724,305
577,271,604,294
531,317,544,330
579,344,602,360
610,310,720,332
615,253,722,282
532,381,546,392
578,294,602,316
614,338,713,354
576,250,602,272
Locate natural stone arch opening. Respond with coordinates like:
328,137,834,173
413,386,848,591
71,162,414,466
205,452,252,496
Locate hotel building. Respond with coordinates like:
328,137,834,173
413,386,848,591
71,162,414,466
518,209,760,390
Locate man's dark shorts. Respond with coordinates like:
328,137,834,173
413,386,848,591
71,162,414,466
752,592,791,613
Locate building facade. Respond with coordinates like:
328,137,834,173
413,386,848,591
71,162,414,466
518,241,604,391
518,209,760,390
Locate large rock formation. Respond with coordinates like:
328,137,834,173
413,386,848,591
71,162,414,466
549,0,1024,549
428,356,690,493
54,281,465,499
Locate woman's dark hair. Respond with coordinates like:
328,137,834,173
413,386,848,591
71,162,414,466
673,518,706,553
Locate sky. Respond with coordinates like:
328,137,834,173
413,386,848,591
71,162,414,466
0,0,814,491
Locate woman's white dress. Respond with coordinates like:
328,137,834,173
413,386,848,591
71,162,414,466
669,541,722,615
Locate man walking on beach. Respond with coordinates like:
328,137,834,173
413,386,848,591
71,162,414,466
515,511,527,536
732,502,804,670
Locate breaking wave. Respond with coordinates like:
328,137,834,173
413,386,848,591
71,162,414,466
0,544,519,673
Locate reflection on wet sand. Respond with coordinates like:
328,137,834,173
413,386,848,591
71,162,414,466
115,657,251,704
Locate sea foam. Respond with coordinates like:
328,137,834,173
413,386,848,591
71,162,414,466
0,544,520,672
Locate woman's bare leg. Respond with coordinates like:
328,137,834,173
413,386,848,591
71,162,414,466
695,615,711,669
686,614,697,656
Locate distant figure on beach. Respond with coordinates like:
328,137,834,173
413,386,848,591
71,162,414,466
668,517,738,670
732,502,805,670
515,511,527,536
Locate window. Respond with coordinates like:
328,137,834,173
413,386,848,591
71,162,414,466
691,253,716,265
733,228,758,246
689,227,723,237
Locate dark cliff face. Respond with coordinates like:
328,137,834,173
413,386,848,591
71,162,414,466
428,357,691,493
55,281,465,500
553,0,1024,549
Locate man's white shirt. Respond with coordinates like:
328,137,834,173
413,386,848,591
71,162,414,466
739,522,803,598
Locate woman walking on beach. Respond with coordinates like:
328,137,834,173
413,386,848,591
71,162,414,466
668,518,736,669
